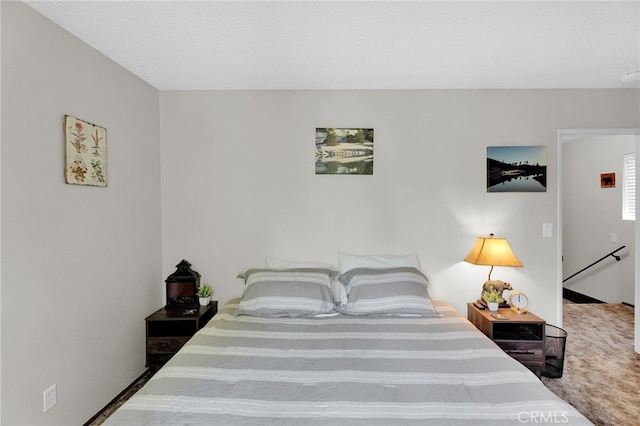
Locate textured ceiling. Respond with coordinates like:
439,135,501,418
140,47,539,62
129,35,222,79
24,0,640,90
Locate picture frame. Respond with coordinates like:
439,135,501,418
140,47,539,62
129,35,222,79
315,128,374,175
64,115,107,187
487,146,547,192
600,173,615,188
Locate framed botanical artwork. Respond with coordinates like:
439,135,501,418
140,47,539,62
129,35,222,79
600,173,615,188
64,115,107,187
315,128,374,175
486,146,547,193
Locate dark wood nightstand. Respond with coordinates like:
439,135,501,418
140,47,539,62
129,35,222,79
467,302,545,377
145,302,218,367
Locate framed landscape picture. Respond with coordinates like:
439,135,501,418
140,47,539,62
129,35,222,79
315,128,374,175
487,146,546,192
64,115,107,187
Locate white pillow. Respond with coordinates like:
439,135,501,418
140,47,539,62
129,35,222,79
266,256,335,270
338,253,421,275
331,277,348,307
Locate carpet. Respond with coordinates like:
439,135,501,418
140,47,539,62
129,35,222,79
541,303,639,426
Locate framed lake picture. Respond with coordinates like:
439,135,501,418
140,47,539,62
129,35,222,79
487,146,547,192
64,115,107,187
315,128,374,175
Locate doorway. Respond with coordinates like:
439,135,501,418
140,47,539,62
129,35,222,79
558,128,640,353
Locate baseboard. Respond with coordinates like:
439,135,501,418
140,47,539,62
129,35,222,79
563,288,605,304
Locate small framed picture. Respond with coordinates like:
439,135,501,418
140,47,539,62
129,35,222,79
64,115,107,187
600,173,615,188
315,128,374,175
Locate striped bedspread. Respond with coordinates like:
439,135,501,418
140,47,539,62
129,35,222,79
105,299,591,425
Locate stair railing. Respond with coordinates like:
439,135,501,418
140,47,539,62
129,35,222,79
563,245,626,283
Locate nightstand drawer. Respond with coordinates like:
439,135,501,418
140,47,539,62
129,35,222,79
496,341,543,361
145,303,218,367
468,304,546,378
147,337,190,354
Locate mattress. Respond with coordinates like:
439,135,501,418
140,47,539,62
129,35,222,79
104,299,591,425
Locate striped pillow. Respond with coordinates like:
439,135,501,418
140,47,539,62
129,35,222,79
236,269,336,317
338,267,441,317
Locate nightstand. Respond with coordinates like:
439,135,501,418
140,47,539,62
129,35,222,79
145,302,218,367
467,302,545,377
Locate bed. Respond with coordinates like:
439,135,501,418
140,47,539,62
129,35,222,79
104,259,591,425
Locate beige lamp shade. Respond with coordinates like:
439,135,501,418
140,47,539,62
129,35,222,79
464,233,522,280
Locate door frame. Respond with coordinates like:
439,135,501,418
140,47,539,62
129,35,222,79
557,128,640,353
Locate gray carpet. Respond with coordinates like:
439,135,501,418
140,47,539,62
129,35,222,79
541,303,639,426
89,303,637,425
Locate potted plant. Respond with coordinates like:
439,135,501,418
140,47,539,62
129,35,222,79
197,284,212,306
482,288,503,312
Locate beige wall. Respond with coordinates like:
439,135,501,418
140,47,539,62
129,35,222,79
0,2,3,422
563,135,635,303
159,89,639,324
1,2,162,424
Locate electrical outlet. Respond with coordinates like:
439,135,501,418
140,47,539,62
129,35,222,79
610,233,618,243
43,384,56,413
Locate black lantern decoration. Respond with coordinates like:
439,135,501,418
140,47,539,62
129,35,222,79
165,259,201,309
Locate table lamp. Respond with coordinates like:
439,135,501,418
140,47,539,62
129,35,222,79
464,233,523,306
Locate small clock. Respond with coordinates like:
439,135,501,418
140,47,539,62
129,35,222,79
509,291,529,314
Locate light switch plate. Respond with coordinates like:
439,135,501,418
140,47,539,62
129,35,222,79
543,223,553,238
